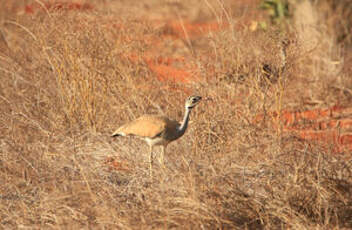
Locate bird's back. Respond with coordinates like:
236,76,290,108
112,115,180,140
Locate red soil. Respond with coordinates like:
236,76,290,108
104,157,130,172
144,56,199,83
255,107,352,152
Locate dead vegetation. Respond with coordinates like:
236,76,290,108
0,0,352,229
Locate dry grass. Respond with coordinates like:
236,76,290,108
1,0,352,229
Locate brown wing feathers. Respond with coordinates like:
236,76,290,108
112,115,169,138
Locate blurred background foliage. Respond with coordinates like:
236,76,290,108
259,0,352,45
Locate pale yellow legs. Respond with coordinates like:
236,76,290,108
149,145,153,176
160,146,165,168
149,145,166,176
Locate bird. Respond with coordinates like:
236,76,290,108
111,95,202,175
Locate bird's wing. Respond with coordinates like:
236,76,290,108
113,115,175,138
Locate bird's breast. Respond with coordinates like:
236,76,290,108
146,136,170,146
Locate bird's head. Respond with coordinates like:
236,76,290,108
185,95,202,109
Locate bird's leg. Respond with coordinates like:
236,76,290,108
159,145,165,166
149,145,153,176
159,146,165,168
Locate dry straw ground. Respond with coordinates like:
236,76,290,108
1,0,352,229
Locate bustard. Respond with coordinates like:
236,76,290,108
111,95,202,175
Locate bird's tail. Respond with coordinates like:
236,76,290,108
111,133,121,138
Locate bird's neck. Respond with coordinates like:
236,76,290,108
177,107,192,136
